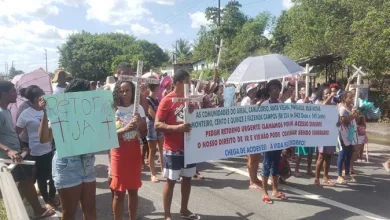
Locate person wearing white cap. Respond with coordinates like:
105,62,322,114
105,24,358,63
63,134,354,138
241,84,257,106
241,84,262,190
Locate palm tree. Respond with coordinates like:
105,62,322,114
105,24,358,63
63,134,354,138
173,38,192,62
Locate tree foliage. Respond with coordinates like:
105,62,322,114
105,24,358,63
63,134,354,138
9,67,24,79
173,38,192,62
193,0,272,72
58,31,168,81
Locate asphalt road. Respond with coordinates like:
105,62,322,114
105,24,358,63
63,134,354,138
33,143,390,220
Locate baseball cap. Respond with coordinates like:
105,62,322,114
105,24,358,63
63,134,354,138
246,84,257,94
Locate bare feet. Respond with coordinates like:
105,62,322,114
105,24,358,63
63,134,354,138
151,175,159,183
294,171,302,177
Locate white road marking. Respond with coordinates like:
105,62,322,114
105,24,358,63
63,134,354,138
215,163,389,220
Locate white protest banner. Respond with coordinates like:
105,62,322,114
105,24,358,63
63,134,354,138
184,103,338,165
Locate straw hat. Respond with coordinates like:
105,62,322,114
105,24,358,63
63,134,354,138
52,69,71,83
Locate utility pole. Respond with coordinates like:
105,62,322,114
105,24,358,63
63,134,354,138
44,49,48,73
218,0,221,27
217,0,221,57
4,62,8,77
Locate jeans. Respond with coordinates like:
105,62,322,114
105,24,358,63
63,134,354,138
337,137,353,176
33,151,56,202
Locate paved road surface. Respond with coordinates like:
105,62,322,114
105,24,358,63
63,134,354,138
31,143,390,220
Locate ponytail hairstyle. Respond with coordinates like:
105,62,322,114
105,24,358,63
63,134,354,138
25,85,44,103
19,88,27,98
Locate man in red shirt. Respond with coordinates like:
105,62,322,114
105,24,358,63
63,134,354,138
155,70,200,220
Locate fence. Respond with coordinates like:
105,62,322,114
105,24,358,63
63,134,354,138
0,162,30,220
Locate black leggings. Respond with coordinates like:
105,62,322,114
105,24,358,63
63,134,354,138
33,151,56,203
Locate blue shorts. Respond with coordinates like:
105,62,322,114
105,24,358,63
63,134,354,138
261,150,282,177
52,151,96,189
146,120,163,141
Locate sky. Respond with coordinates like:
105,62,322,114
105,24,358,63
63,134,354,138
0,0,294,74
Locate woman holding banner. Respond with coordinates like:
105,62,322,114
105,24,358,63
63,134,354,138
111,80,147,220
39,79,97,220
314,86,337,187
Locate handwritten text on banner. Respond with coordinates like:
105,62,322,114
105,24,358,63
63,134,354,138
184,104,338,165
44,90,119,158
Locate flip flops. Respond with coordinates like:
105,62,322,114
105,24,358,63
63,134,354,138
151,175,160,183
180,213,201,219
322,179,335,186
337,178,347,185
32,208,56,220
249,183,262,190
262,195,273,204
273,192,287,200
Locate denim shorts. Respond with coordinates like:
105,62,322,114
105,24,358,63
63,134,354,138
52,151,96,189
146,120,163,141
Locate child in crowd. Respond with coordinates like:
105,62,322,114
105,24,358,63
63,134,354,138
146,77,164,183
261,79,287,204
337,91,358,184
111,80,147,220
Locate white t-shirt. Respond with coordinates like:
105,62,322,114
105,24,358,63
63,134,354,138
52,85,66,94
240,96,251,106
16,107,52,156
296,99,304,104
115,104,145,141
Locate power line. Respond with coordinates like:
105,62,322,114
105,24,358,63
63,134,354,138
242,0,268,7
160,0,205,24
167,0,217,27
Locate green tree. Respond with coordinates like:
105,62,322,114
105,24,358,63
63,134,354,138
9,67,24,79
173,38,192,62
192,26,217,62
223,12,273,71
58,32,167,81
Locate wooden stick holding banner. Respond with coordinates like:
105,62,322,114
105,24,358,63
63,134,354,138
172,84,203,140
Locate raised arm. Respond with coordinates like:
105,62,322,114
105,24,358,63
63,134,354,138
38,98,53,143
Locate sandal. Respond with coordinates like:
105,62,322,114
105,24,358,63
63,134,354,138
193,172,205,180
262,195,273,204
151,175,160,183
33,208,56,220
249,183,262,190
337,178,347,185
180,213,201,219
312,179,323,188
272,192,287,200
322,179,335,186
347,176,356,183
